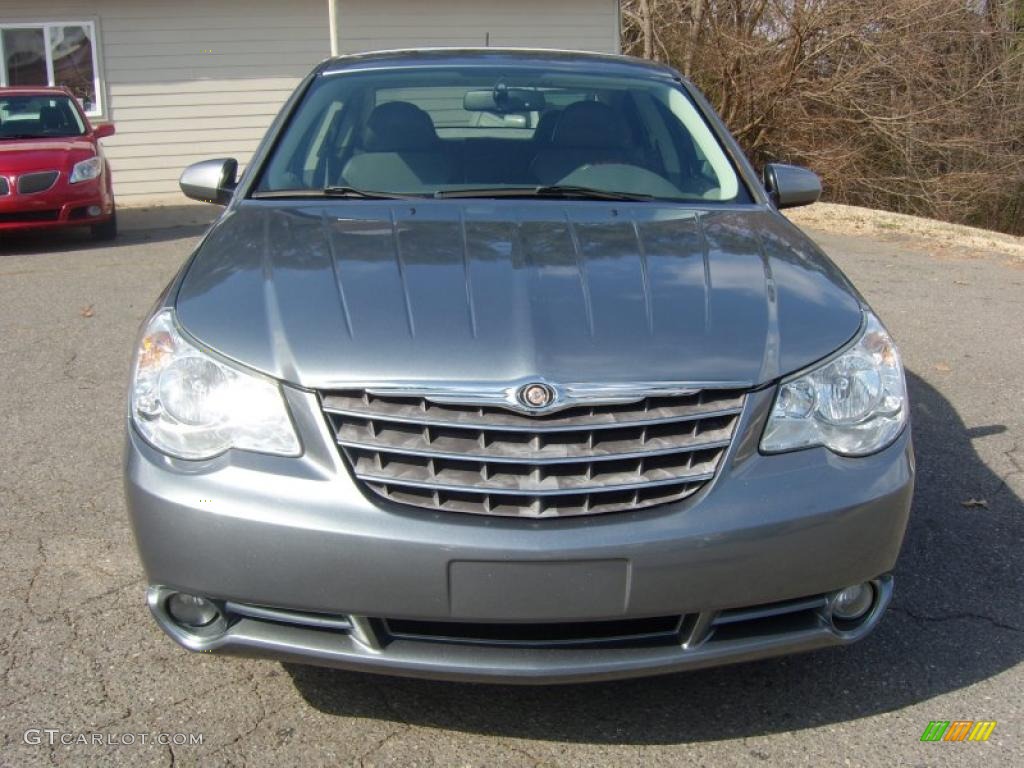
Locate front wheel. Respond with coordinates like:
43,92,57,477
91,210,117,242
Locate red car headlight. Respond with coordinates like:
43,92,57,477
70,156,102,184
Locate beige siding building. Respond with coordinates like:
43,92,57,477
0,0,621,204
336,1,621,54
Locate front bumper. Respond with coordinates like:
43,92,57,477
147,577,893,684
0,176,113,231
125,386,914,683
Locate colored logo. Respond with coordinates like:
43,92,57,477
518,382,555,409
920,721,997,742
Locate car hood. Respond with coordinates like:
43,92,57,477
0,138,94,171
175,201,863,390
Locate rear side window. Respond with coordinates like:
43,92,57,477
256,66,750,204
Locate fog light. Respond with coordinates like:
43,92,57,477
166,592,220,628
87,205,102,217
831,583,874,620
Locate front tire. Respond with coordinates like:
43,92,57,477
91,210,117,242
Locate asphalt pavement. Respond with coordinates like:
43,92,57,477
0,205,1021,767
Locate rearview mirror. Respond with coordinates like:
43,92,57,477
763,163,821,209
92,123,115,139
179,158,238,206
464,87,546,114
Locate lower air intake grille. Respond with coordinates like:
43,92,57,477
322,388,745,518
0,209,59,223
384,615,685,648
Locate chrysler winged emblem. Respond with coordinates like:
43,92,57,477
517,382,555,409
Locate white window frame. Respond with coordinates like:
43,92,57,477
0,19,105,118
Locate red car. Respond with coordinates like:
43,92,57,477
0,86,117,240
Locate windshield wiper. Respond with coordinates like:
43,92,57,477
251,186,421,200
536,185,656,202
435,185,655,202
254,185,656,202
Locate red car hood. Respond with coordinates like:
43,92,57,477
0,138,95,172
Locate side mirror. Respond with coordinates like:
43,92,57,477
179,158,238,205
763,163,821,209
92,123,116,139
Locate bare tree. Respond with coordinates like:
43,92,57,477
622,0,1024,235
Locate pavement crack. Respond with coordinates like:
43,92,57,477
18,537,58,622
79,578,141,608
0,628,21,697
355,685,414,767
62,350,78,380
25,538,46,610
890,605,1022,633
356,724,410,767
94,703,135,732
206,666,272,756
1005,442,1023,473
504,742,544,766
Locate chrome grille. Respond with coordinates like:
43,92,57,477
17,170,59,194
322,388,745,518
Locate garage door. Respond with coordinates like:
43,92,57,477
337,0,620,54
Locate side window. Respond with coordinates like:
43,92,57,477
0,21,104,118
260,88,355,190
633,92,683,179
303,101,344,178
648,92,738,200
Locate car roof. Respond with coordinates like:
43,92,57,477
319,48,681,80
0,85,74,96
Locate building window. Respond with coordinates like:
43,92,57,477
0,21,103,118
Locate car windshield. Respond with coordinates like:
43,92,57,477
0,94,86,139
255,66,749,203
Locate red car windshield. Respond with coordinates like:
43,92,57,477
0,94,86,139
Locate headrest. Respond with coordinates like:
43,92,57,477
39,106,64,130
362,102,438,152
552,101,630,149
533,110,562,144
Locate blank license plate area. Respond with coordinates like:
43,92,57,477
448,559,630,620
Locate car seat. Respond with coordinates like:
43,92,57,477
341,101,451,191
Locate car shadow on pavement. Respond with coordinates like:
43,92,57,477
0,205,215,256
285,370,1021,744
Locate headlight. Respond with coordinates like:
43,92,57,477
761,311,907,456
130,309,301,460
70,156,102,183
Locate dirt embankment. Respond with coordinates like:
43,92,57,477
786,203,1024,262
